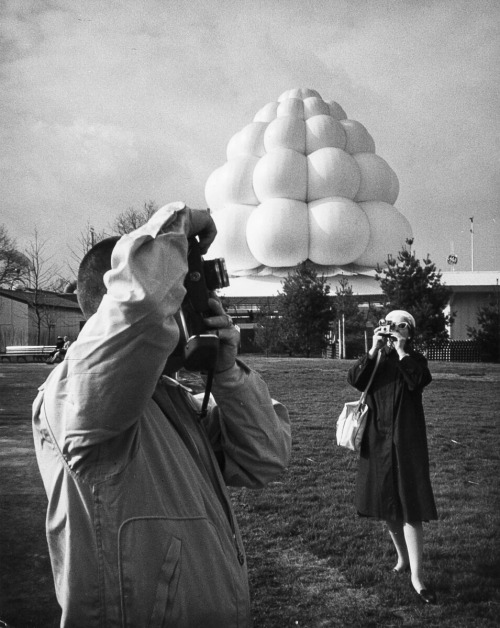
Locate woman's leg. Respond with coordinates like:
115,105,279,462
403,521,425,591
386,519,409,572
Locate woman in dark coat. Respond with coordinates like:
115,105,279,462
347,310,437,604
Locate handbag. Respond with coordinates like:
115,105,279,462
336,350,382,451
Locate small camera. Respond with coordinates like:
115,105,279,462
165,238,230,372
182,239,229,337
378,324,393,337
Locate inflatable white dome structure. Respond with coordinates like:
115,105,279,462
205,88,412,278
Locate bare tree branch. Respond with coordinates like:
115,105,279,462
0,224,31,288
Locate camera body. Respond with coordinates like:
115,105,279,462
165,238,230,373
182,239,229,337
378,324,393,337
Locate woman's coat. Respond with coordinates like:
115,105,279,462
348,349,437,522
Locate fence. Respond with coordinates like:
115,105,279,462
324,340,482,363
418,340,482,363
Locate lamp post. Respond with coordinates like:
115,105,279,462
470,217,474,271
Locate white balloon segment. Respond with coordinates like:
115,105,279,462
204,88,413,276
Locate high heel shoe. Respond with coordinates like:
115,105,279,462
416,588,437,604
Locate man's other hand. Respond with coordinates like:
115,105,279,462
203,294,240,373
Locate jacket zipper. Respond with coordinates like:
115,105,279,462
180,386,245,566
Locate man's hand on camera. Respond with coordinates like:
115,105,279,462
184,207,217,254
203,294,240,373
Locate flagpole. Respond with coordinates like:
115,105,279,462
470,217,474,272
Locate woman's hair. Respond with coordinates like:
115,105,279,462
77,236,120,319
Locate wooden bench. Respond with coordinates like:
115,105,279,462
0,345,56,363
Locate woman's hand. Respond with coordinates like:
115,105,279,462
368,327,386,359
390,331,409,360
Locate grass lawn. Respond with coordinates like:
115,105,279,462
1,357,499,627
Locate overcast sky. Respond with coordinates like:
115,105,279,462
1,0,499,281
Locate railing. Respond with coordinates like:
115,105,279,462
324,339,482,362
417,340,482,363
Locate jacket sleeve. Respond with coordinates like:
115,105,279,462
42,202,190,455
397,352,432,391
199,360,291,488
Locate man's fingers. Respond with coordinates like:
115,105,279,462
187,208,217,254
212,325,240,340
204,298,237,334
207,296,224,315
197,229,217,255
204,313,233,330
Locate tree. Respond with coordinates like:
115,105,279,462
376,247,453,345
67,220,109,277
67,201,157,280
0,224,31,288
277,261,335,357
24,230,62,343
66,201,158,278
467,296,500,362
111,201,158,235
254,298,283,356
334,275,367,358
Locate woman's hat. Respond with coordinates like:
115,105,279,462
387,310,416,329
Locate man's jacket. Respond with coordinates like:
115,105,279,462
32,203,291,627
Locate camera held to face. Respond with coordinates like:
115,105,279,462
378,324,393,337
166,238,230,373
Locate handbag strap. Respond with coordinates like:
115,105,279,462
359,350,382,405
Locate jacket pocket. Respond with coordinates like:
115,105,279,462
148,535,181,627
119,516,245,628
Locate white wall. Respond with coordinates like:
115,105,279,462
0,296,29,344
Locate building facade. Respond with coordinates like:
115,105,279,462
0,289,83,348
222,270,500,341
441,271,499,339
1,271,497,351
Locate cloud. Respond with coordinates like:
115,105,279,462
32,119,138,177
0,0,498,273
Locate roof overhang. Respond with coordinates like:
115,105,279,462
220,270,500,298
441,271,500,293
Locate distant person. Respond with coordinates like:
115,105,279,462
33,202,291,627
347,310,437,604
46,336,71,364
46,336,64,364
61,335,71,356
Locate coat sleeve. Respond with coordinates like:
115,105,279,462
397,352,432,391
347,353,378,392
42,202,191,456
199,360,291,488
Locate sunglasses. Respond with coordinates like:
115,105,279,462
379,319,410,330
